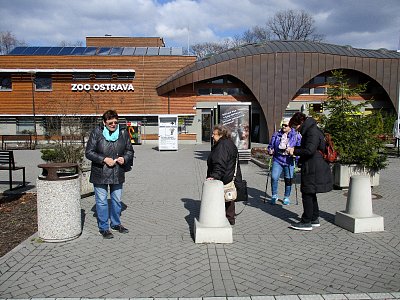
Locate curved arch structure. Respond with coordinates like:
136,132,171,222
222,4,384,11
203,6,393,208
157,41,400,137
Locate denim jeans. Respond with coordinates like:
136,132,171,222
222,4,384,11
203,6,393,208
270,161,294,198
94,183,123,231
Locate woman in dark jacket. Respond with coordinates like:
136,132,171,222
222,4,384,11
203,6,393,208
287,112,332,231
207,124,242,225
85,110,134,239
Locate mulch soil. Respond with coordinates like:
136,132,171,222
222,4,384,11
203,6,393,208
0,193,38,258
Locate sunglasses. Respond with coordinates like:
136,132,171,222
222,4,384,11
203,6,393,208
282,124,289,127
106,121,118,126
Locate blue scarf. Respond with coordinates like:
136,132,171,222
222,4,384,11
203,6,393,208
103,125,120,142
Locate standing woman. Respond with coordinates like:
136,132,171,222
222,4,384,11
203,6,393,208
287,112,332,231
207,124,242,225
86,110,134,239
267,118,301,205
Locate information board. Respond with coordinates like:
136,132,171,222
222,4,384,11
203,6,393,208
158,115,178,151
126,121,142,144
218,103,251,150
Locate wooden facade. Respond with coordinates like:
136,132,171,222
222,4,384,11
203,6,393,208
86,36,165,47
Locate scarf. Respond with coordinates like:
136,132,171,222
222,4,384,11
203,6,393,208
102,125,120,142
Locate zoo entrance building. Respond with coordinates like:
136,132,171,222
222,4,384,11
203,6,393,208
0,36,399,146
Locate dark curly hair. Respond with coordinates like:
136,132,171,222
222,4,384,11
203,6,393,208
102,110,119,122
289,112,306,128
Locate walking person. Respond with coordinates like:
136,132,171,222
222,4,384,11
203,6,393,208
287,112,332,230
267,118,301,205
207,124,242,225
85,110,134,239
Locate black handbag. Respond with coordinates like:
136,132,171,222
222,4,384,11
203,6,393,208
235,180,248,202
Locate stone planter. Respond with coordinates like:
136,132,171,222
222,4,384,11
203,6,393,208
333,163,380,189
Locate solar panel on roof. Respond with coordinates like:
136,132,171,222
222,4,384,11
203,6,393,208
171,48,182,55
22,47,40,55
97,47,111,55
58,47,75,55
109,47,123,55
134,47,147,55
34,47,51,55
146,47,159,55
8,47,27,55
83,47,97,55
158,48,171,55
71,47,85,55
47,47,63,55
121,47,135,55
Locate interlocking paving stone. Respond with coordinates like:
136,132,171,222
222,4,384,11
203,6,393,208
1,145,400,299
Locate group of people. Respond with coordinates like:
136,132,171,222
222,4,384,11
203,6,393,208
206,112,332,231
86,109,332,239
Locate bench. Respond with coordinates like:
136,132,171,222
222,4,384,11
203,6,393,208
1,135,33,150
61,135,86,146
0,150,26,190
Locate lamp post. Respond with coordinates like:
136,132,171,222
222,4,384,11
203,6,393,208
27,70,37,147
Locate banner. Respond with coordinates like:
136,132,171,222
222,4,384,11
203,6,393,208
218,103,251,150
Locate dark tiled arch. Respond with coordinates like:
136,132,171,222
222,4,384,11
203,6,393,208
157,41,400,137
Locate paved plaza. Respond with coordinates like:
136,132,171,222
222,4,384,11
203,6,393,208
0,143,400,299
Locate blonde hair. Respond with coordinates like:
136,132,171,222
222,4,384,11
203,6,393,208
213,124,231,139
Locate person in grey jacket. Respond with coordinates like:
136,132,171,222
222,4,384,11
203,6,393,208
85,110,134,239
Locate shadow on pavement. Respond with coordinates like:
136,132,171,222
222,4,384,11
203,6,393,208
181,197,201,241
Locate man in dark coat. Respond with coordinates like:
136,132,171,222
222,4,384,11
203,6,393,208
287,112,333,230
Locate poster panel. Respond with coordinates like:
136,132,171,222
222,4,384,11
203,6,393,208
158,115,178,150
218,103,251,150
126,121,142,144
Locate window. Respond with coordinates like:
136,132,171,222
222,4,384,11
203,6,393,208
117,72,135,80
35,74,52,90
16,118,35,134
0,74,12,90
297,87,310,95
211,88,224,95
198,88,210,95
313,87,326,94
226,88,242,95
73,73,91,80
95,73,112,80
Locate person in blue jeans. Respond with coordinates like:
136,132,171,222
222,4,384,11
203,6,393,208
85,110,134,239
267,118,301,205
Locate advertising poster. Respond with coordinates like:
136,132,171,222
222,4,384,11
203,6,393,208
126,121,142,144
218,103,251,150
158,115,178,151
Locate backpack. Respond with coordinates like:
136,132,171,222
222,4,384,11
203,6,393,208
319,132,338,163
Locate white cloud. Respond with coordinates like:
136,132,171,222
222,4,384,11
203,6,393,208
0,0,399,50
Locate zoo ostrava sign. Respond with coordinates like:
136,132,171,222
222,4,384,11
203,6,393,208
71,83,134,92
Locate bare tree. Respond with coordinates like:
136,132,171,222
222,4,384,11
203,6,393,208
267,9,324,41
242,25,270,44
0,31,26,54
58,40,84,47
190,40,231,58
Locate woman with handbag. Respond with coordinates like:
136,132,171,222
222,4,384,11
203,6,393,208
206,124,242,225
85,110,134,239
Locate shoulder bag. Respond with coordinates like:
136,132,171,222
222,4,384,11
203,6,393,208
224,156,238,202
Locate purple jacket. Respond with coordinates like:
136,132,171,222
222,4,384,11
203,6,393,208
267,128,301,166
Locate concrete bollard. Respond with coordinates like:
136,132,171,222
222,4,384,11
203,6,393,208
194,180,232,243
335,175,384,233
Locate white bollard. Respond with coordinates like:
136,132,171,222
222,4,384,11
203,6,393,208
194,180,232,243
335,175,384,233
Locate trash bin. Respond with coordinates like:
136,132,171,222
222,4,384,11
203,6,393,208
37,162,82,242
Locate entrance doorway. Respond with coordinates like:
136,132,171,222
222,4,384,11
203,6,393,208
202,113,212,142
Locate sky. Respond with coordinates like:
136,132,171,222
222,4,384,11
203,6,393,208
0,0,399,51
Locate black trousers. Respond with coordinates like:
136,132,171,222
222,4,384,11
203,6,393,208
301,192,319,223
225,200,235,222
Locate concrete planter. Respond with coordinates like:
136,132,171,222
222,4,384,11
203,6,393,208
333,163,380,189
